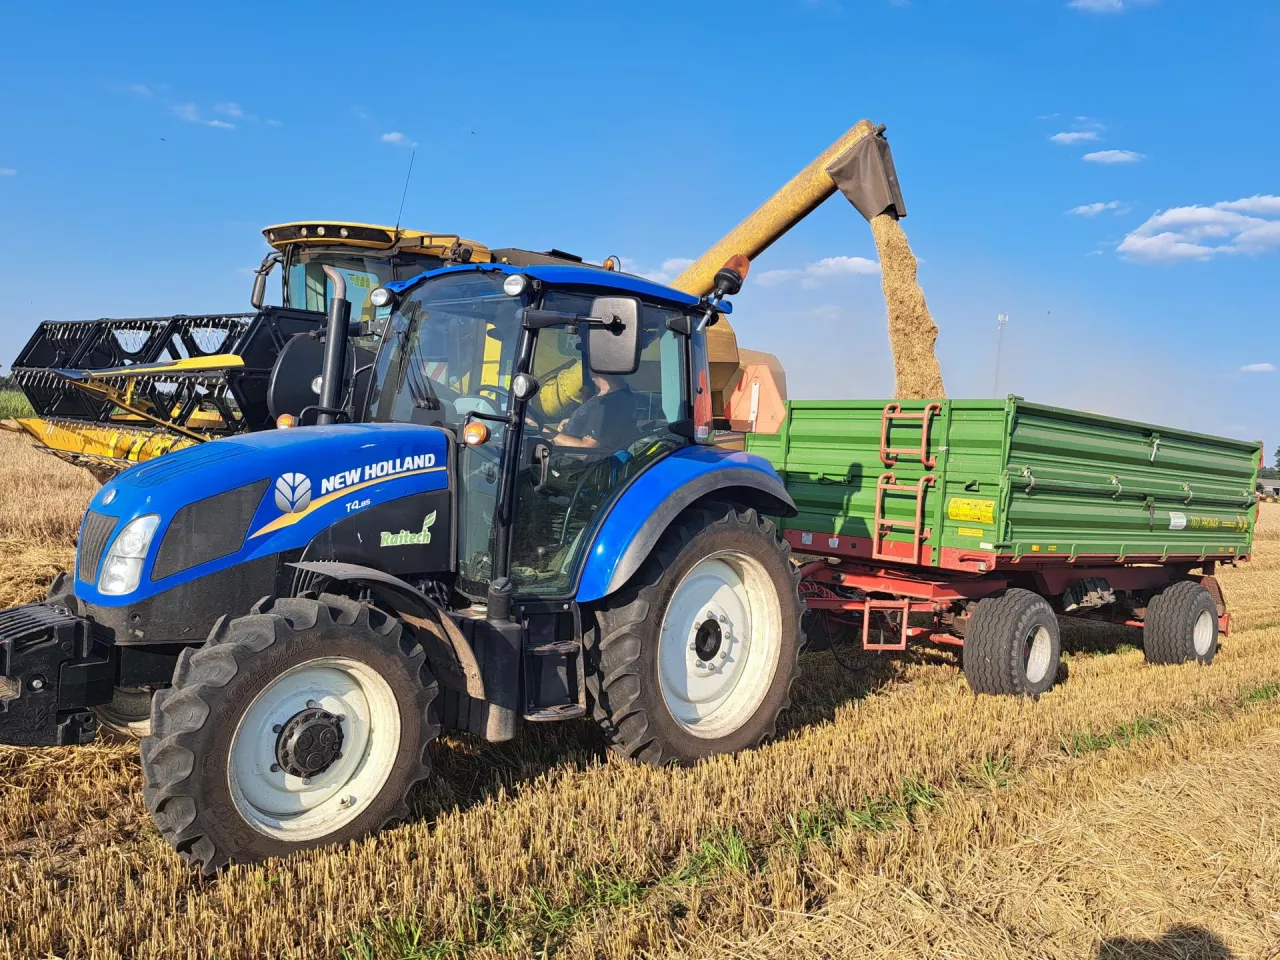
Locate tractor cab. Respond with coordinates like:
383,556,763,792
360,263,711,600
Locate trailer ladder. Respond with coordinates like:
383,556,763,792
879,402,943,468
872,472,936,565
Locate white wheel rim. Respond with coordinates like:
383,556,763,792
1023,625,1053,684
1193,609,1214,656
228,657,401,841
657,551,783,740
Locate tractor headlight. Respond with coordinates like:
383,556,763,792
369,287,394,308
98,514,160,596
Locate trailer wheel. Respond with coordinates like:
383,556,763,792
141,594,438,875
1143,581,1218,666
586,502,802,765
963,589,1062,697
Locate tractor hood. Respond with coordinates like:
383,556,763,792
77,423,452,607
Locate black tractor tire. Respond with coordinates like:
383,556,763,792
586,502,803,765
141,594,438,875
963,589,1062,697
1143,580,1219,666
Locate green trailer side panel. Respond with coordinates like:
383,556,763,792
746,398,1261,566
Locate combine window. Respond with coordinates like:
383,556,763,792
285,254,441,323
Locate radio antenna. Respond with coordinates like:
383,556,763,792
394,149,416,233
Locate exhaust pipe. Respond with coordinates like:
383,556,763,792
317,265,350,425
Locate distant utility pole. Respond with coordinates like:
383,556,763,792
993,313,1009,395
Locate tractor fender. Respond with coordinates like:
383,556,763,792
575,449,796,603
288,561,484,699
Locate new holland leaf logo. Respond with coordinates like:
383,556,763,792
380,512,437,548
274,473,312,513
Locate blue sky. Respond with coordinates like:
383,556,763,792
1,0,1276,455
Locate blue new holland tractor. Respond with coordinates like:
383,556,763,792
0,255,802,872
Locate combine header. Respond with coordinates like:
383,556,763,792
5,222,516,476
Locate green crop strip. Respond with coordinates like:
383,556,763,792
1240,682,1280,704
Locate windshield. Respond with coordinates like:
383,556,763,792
284,252,442,324
367,271,522,430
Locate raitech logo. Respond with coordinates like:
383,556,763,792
274,473,312,513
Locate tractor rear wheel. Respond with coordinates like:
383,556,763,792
141,594,438,874
586,502,802,765
1143,580,1218,665
963,589,1062,697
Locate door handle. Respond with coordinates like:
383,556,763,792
531,441,551,492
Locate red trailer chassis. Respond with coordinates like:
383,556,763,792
795,546,1233,655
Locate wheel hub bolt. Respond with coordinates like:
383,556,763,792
718,614,728,624
696,660,706,669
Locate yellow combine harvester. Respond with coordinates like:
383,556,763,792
6,221,594,476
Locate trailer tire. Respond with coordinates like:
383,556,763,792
141,594,438,875
1143,581,1218,666
586,502,802,765
963,589,1061,697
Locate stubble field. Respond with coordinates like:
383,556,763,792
0,430,1277,959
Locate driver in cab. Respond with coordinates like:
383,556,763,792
549,371,635,450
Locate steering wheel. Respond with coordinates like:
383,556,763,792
476,385,510,409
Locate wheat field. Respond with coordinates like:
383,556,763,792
0,431,1277,960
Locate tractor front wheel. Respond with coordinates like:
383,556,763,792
587,502,802,765
141,594,438,874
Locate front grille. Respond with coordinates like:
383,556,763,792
77,510,118,583
152,479,269,581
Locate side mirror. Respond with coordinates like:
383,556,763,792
586,296,641,375
250,271,268,310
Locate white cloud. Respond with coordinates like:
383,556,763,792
266,119,282,127
127,83,153,97
618,257,696,285
1067,200,1130,217
214,102,244,118
1050,131,1100,144
1083,149,1144,164
172,102,234,128
0,168,15,176
1068,0,1156,11
380,131,417,147
756,255,880,289
1118,195,1280,263
1241,362,1275,373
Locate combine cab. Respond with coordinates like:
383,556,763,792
8,222,497,477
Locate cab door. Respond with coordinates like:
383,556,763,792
507,296,689,596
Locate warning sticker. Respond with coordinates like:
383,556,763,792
948,497,995,524
1169,511,1187,531
957,526,986,538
